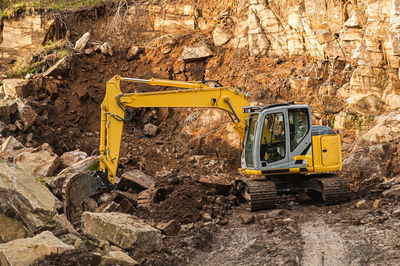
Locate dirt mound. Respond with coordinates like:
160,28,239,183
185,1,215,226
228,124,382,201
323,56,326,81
32,249,102,266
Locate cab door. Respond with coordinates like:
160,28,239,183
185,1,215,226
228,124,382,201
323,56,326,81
287,107,312,168
257,109,289,169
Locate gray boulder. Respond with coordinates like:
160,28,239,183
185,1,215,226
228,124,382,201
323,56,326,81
81,212,162,256
0,160,58,231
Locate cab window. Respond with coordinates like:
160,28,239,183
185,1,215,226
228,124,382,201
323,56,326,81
260,112,286,163
289,108,309,152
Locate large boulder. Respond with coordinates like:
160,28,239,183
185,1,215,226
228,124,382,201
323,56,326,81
0,143,61,177
0,214,32,243
118,169,154,192
2,79,32,98
0,160,58,231
0,136,24,152
212,26,232,46
58,156,98,176
60,150,88,168
0,231,74,266
181,42,212,62
81,212,162,256
42,56,70,77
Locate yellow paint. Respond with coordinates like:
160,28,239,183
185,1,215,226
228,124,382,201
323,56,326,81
238,168,262,175
311,135,342,172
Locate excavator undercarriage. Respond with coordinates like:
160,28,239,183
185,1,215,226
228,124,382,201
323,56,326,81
235,174,352,211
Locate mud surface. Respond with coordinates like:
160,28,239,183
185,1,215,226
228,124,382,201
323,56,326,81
174,199,400,266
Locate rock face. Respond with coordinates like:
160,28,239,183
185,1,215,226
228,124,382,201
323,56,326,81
120,0,400,138
0,160,58,231
0,231,74,266
359,113,400,144
81,212,162,256
0,16,53,65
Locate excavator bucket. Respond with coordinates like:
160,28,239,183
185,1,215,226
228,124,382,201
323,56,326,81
62,171,114,225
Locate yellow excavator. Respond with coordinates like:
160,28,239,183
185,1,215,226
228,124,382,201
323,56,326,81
62,76,351,222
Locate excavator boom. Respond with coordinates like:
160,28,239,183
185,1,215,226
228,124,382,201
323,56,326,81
99,75,250,183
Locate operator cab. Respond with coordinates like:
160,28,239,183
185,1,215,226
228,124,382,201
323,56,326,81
240,104,342,175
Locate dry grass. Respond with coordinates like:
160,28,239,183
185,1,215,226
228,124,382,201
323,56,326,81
103,0,131,38
1,0,107,18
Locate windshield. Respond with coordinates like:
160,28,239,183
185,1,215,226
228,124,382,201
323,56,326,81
260,112,286,163
244,114,258,168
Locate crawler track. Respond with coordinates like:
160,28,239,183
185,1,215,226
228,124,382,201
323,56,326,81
318,175,352,205
236,179,278,211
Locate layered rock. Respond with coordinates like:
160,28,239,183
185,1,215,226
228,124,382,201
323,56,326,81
0,160,58,231
0,15,54,65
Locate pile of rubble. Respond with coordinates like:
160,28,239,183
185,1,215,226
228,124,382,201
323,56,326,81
0,148,235,265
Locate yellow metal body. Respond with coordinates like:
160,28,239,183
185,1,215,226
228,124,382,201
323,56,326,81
238,134,342,176
99,75,250,183
311,135,342,172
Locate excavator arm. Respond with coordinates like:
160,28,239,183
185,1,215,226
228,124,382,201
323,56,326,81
63,75,250,224
100,75,250,183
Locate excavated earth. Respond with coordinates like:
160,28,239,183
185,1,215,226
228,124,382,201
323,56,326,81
1,1,400,265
